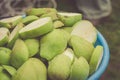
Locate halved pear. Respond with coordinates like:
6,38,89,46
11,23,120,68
40,29,68,60
10,39,29,69
69,57,89,80
24,39,39,57
0,47,11,65
58,12,82,26
61,27,73,33
0,16,22,28
41,12,58,21
7,23,23,48
0,28,9,46
22,15,39,25
12,58,47,80
48,48,74,80
69,35,94,61
0,71,11,80
89,45,103,75
53,20,64,28
0,66,3,72
2,65,16,76
19,17,53,39
26,8,57,16
71,20,97,44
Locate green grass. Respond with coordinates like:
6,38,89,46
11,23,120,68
57,0,120,80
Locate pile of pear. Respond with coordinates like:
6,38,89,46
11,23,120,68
0,8,103,80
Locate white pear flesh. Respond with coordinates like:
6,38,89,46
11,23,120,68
71,20,97,44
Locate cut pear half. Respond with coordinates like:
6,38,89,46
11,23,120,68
2,65,16,76
89,45,103,75
22,15,39,25
71,20,97,44
69,57,89,80
48,49,73,80
0,28,9,46
53,20,64,28
19,17,53,39
26,8,57,16
58,12,82,26
7,23,23,48
0,16,22,28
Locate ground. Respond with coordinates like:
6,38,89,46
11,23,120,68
56,0,120,80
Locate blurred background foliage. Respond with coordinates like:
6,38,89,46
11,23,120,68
56,0,120,80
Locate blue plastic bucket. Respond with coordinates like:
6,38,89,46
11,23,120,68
88,31,110,80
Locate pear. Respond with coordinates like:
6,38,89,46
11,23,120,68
48,48,74,80
41,12,58,21
22,15,39,25
0,66,11,80
0,16,22,28
58,12,82,26
12,58,47,80
24,39,39,57
7,23,23,48
26,8,57,16
10,39,29,69
53,20,64,28
69,35,94,61
71,20,97,44
40,29,68,60
0,28,10,46
2,65,16,76
0,47,11,65
89,45,103,75
19,17,53,39
69,57,89,80
0,66,3,72
0,71,11,80
61,27,73,33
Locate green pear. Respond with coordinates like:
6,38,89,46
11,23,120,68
0,71,11,80
41,12,58,21
71,20,97,44
24,39,39,57
0,27,10,46
53,20,64,28
12,58,47,80
7,23,23,48
0,16,22,28
0,65,11,80
61,27,73,33
69,57,89,80
0,47,11,65
40,29,68,60
2,65,16,76
26,8,57,16
89,45,103,75
69,35,94,61
48,48,74,80
22,15,39,25
58,12,82,26
19,17,53,39
0,66,3,72
10,39,29,69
